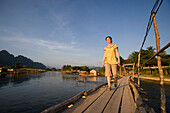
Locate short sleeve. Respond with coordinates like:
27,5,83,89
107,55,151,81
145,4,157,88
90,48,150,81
114,44,118,49
104,47,106,51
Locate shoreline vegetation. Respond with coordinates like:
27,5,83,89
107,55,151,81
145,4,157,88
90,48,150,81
0,68,46,77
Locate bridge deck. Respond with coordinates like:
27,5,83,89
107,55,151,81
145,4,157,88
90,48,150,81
63,76,138,113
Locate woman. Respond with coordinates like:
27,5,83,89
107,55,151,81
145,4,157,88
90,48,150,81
102,36,120,90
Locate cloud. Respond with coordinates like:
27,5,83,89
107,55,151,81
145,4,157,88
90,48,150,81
0,36,77,51
48,10,77,41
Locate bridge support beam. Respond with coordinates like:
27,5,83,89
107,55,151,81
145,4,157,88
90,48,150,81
152,12,166,113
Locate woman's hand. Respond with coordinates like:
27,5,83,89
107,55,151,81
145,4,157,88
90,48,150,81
102,61,105,67
118,60,120,66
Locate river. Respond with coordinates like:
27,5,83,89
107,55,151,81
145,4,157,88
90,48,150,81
134,78,170,113
0,71,106,113
0,72,169,113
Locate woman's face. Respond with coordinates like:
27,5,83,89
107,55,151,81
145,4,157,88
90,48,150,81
106,38,112,44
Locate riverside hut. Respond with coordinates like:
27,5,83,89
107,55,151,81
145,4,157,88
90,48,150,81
90,69,97,76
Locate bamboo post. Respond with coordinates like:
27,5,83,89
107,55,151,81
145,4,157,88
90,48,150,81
133,63,135,77
123,66,127,76
152,12,166,113
152,12,164,86
120,65,122,77
137,51,141,88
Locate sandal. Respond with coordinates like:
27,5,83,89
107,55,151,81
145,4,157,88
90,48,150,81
114,83,117,87
107,87,111,90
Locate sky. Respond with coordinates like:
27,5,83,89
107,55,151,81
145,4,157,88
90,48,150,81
0,0,169,68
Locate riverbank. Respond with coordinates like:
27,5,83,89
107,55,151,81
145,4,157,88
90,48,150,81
0,68,46,77
134,75,170,82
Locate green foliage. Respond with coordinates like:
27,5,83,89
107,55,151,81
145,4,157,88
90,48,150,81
61,65,90,72
128,51,139,64
45,68,59,71
98,67,105,75
12,62,22,69
127,46,169,67
72,66,80,70
51,68,57,71
61,65,72,71
140,46,157,66
120,56,125,65
80,66,90,72
160,52,170,66
23,65,30,68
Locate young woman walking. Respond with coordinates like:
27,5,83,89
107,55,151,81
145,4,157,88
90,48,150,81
102,36,120,90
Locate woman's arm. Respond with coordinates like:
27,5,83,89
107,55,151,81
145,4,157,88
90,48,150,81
102,51,106,67
116,48,120,66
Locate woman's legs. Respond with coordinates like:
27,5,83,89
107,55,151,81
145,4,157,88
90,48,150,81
105,63,112,88
111,64,117,87
107,76,111,88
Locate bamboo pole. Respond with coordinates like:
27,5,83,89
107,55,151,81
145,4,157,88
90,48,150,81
133,63,135,77
131,63,135,81
123,66,127,76
152,12,166,113
120,65,121,77
137,51,141,88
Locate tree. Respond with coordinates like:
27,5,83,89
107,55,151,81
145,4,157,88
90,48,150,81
80,66,90,72
73,66,81,70
127,46,158,66
99,67,105,75
140,46,157,66
12,62,22,69
128,51,139,64
120,56,125,65
160,51,170,66
61,65,72,71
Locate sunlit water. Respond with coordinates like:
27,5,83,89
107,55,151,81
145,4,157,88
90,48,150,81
0,72,169,113
0,72,106,113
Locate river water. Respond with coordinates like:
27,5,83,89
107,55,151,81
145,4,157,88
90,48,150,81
0,72,169,113
135,78,170,113
0,71,106,113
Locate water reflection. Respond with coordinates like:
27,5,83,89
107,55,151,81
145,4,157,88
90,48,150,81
62,74,106,85
134,78,170,113
0,72,44,88
160,86,166,113
0,72,107,113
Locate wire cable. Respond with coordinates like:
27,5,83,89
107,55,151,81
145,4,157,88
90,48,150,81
139,0,163,51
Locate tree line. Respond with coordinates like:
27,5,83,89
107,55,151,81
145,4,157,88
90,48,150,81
61,65,90,72
127,46,169,66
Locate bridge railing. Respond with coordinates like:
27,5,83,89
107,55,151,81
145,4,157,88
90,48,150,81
141,42,170,67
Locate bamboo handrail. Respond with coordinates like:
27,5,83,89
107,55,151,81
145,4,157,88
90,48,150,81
141,42,170,67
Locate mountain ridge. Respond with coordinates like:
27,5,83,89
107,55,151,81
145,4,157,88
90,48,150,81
0,50,46,69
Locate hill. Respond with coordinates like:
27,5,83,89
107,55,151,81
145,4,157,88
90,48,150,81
0,50,46,69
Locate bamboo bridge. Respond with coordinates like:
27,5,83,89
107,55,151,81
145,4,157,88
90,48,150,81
42,0,169,113
42,76,154,113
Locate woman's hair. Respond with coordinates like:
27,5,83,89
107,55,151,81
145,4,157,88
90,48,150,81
105,36,112,43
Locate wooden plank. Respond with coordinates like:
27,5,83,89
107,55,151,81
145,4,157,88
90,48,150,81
103,77,126,113
126,84,137,113
41,91,85,113
83,78,125,113
63,77,125,113
121,81,137,113
129,82,143,107
71,87,106,113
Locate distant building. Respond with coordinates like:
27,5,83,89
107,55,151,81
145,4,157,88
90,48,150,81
90,69,97,76
7,69,14,72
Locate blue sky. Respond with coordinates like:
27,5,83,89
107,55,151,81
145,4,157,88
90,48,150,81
0,0,169,68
